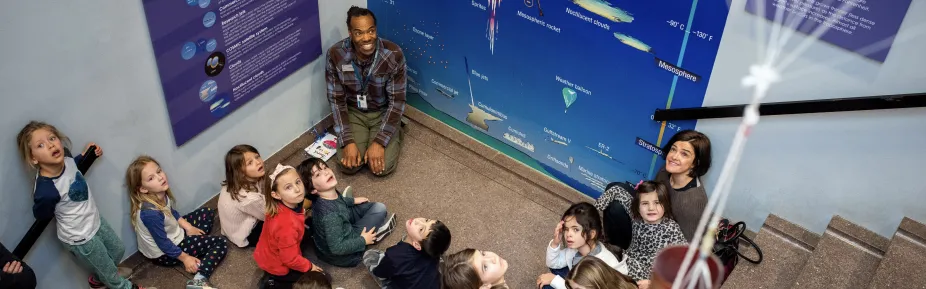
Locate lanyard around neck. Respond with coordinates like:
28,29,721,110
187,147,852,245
351,43,379,94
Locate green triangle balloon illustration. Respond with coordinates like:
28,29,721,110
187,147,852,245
563,87,577,113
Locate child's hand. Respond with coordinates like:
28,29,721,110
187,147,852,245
2,261,23,274
180,255,200,273
185,226,206,236
536,273,556,288
310,265,324,272
361,227,377,245
83,142,103,157
353,197,369,205
637,280,651,289
551,220,564,247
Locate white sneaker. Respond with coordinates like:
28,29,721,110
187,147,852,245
341,186,353,199
186,279,218,289
374,213,397,243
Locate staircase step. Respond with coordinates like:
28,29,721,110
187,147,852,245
722,214,820,289
868,217,926,289
791,215,890,289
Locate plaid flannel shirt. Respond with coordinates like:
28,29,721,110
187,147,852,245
326,37,407,147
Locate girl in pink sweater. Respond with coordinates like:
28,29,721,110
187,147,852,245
217,145,268,248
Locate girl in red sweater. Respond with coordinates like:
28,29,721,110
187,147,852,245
254,164,323,289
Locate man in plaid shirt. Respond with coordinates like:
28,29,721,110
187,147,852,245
326,6,407,176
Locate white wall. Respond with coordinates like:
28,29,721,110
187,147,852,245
0,0,364,287
699,0,926,237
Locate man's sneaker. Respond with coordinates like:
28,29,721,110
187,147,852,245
118,266,134,278
341,186,353,199
89,276,106,288
374,213,397,243
186,279,218,289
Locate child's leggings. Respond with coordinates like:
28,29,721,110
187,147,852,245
151,208,228,279
67,217,133,289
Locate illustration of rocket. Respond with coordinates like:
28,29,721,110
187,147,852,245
436,88,455,99
614,33,652,53
571,0,634,23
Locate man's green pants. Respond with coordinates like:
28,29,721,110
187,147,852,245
335,107,404,176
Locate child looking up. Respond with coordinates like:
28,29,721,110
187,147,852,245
440,248,509,289
363,217,452,288
254,164,323,289
17,121,151,289
126,156,227,289
625,181,687,289
218,144,268,248
300,157,394,267
565,256,637,289
538,202,628,289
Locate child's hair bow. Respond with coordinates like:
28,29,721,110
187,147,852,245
269,163,295,184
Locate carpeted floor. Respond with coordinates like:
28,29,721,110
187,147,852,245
125,119,585,289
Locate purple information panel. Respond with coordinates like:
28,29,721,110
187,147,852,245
141,0,322,146
745,0,912,62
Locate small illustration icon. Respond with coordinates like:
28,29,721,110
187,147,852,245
203,11,216,28
563,87,577,113
181,42,197,60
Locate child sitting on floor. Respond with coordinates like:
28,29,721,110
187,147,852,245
363,217,451,288
299,157,395,267
254,164,323,289
538,202,628,289
625,181,688,289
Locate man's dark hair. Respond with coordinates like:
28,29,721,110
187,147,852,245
346,6,377,28
421,220,451,259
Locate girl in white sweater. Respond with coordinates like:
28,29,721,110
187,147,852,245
537,202,628,289
217,145,268,248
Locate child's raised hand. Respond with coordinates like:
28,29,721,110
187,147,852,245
551,220,564,247
361,227,377,245
353,197,369,205
83,142,103,157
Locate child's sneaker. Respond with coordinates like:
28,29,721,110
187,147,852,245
89,276,106,288
341,186,353,199
374,213,397,243
186,279,218,289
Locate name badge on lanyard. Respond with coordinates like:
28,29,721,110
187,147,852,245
352,49,378,111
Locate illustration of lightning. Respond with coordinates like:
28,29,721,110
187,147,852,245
463,57,502,131
585,146,625,164
487,0,501,54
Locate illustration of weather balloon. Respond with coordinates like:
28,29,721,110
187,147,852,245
563,87,577,113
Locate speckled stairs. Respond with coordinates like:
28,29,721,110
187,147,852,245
791,215,889,289
868,217,926,289
722,214,820,289
723,215,926,289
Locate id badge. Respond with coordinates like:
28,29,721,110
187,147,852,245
357,94,368,110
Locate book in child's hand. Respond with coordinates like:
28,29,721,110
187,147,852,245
304,133,338,161
374,213,397,243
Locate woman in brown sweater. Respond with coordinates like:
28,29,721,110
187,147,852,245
596,130,712,244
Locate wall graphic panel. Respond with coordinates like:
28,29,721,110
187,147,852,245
371,0,730,198
141,0,323,146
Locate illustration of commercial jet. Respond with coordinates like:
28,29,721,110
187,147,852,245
614,32,653,53
571,0,634,23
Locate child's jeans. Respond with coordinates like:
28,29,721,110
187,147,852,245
151,208,228,279
350,202,388,234
363,249,391,289
67,217,133,289
542,267,570,289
